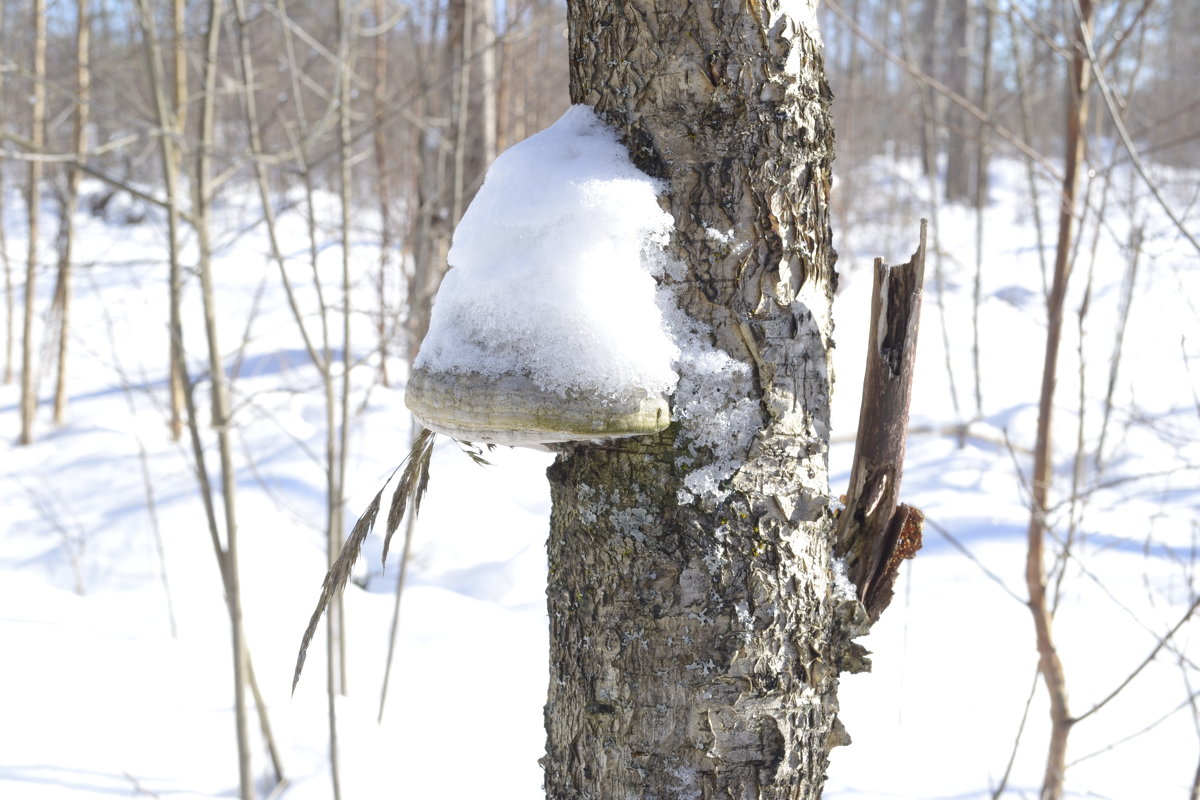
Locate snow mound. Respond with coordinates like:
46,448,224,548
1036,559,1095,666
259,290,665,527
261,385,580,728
413,105,679,403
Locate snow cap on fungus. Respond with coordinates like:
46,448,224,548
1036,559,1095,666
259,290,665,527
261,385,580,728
406,105,679,447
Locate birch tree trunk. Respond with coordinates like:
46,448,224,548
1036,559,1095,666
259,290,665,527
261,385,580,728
543,1,861,797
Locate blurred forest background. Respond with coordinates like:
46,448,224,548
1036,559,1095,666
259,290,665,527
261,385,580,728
2,0,1197,436
1,1,1198,799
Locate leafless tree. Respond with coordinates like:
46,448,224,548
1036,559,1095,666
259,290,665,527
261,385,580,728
1024,3,1093,797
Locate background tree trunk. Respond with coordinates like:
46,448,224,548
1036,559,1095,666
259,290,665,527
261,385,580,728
372,0,393,388
167,0,187,441
916,0,943,179
543,1,858,797
19,0,48,445
52,0,91,426
192,3,253,797
1025,2,1094,797
943,0,972,203
0,0,11,386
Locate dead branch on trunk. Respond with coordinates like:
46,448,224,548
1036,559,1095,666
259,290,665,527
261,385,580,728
835,220,927,623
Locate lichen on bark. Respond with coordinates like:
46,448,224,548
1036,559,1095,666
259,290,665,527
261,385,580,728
543,1,860,798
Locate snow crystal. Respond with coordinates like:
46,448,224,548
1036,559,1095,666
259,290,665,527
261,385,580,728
655,288,762,504
830,555,858,603
704,226,736,244
414,105,679,402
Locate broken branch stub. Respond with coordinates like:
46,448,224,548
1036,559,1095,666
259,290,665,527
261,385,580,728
835,220,927,622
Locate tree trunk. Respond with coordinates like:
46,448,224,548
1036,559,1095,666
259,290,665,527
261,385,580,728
53,0,91,425
168,0,188,441
543,2,859,797
194,3,253,798
449,0,473,226
472,0,498,191
943,0,972,203
916,0,943,179
326,0,354,794
20,0,48,445
970,0,993,418
138,0,187,443
0,0,12,386
1025,2,1094,798
372,0,392,387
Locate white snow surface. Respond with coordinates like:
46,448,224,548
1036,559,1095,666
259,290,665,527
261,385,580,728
415,105,679,402
2,145,1199,800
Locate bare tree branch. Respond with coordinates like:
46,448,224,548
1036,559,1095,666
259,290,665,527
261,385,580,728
824,0,1064,183
1069,0,1200,257
1073,595,1200,725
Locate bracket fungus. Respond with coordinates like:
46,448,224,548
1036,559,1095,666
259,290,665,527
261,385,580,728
405,106,680,447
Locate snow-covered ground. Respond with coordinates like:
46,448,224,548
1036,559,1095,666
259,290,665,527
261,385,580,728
1,149,1197,799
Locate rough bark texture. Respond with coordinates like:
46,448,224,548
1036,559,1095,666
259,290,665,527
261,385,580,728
543,2,862,798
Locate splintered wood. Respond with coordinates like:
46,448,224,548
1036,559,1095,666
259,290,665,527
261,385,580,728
835,220,927,623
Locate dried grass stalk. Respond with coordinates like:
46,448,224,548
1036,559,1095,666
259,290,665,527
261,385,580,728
293,428,435,692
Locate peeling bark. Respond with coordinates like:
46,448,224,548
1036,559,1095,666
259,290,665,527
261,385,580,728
543,2,860,797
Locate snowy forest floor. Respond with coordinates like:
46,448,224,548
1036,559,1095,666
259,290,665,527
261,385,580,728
1,152,1198,799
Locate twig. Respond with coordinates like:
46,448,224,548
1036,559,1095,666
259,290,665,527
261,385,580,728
83,264,178,636
378,419,425,722
1070,0,1200,257
1096,224,1143,468
924,516,1026,606
122,772,162,798
1185,658,1200,800
23,480,87,595
991,668,1041,800
1004,0,1050,298
894,7,960,426
832,421,1035,454
1069,689,1200,768
824,0,1063,183
1072,595,1200,725
264,777,291,800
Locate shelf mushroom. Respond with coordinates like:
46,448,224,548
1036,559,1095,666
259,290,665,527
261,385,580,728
406,366,670,446
405,106,680,447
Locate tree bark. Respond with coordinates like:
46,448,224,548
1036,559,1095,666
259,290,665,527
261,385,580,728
543,2,860,797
